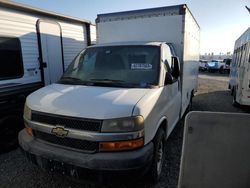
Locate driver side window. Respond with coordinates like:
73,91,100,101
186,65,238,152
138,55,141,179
162,45,175,78
162,45,172,69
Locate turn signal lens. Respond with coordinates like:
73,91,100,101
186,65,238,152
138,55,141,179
25,127,33,136
99,138,144,152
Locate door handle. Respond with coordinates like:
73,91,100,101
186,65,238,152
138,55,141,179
38,57,47,69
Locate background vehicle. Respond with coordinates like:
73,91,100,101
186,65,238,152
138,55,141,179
199,60,208,72
0,0,94,151
207,60,224,73
229,27,250,106
219,58,232,74
19,4,200,182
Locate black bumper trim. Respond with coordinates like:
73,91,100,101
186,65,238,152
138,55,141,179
19,129,153,172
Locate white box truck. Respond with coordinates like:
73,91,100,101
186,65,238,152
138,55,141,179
19,4,200,182
229,27,250,106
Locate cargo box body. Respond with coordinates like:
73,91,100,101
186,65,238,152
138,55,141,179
229,27,250,106
96,4,200,115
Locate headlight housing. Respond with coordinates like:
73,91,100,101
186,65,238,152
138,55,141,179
23,103,32,120
101,116,144,133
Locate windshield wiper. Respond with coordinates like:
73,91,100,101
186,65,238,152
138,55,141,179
89,78,125,83
88,78,140,88
60,76,83,81
59,77,154,88
90,79,157,88
59,76,92,85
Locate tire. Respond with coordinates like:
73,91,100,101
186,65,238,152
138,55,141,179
188,94,193,112
148,128,166,183
0,115,23,153
219,67,224,74
184,94,193,116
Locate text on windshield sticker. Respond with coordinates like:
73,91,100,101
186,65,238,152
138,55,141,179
131,63,152,70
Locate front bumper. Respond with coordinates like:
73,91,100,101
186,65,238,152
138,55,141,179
199,67,207,71
207,67,219,70
19,129,153,179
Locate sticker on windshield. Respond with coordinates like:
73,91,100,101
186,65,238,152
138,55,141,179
131,63,152,70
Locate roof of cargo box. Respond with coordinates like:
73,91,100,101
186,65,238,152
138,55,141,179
235,27,250,48
0,0,92,25
88,41,164,48
96,4,199,28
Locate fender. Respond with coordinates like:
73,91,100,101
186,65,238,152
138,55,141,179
152,116,168,141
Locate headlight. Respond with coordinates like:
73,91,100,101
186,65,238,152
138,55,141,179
101,116,144,133
23,103,32,120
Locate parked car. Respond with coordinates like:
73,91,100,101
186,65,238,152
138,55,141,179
207,60,224,73
220,58,232,74
199,60,208,71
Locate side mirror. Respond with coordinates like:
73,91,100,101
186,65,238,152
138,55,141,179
171,56,180,78
165,72,173,85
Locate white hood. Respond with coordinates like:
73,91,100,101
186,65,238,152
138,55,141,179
27,84,149,119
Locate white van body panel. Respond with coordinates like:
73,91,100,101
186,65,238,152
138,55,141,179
181,8,200,115
26,83,149,120
133,83,181,143
97,15,183,58
229,27,250,105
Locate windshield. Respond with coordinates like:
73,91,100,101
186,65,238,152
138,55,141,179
59,45,160,88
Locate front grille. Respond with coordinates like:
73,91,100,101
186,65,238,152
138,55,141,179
31,111,102,132
33,130,98,153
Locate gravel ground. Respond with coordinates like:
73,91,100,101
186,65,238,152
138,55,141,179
0,72,249,188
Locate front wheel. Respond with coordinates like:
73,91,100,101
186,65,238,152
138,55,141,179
219,67,224,74
148,128,166,183
187,94,193,112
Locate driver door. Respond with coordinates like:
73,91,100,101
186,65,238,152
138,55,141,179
162,45,181,135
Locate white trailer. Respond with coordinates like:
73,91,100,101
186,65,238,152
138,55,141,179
96,4,200,116
19,4,200,183
90,24,97,45
0,0,94,150
229,27,250,106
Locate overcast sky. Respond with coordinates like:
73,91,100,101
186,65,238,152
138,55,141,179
13,0,250,54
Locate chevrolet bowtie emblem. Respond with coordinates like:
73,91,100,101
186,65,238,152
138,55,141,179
51,127,69,138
